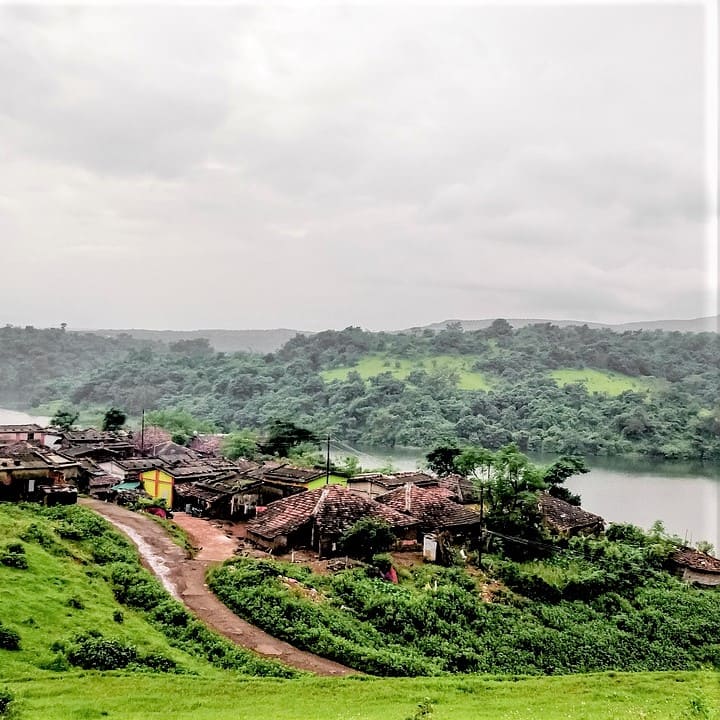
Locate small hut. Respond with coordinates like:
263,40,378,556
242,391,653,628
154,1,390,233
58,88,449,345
538,493,604,537
670,547,720,587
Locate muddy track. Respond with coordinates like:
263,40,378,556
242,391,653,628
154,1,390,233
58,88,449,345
81,498,355,676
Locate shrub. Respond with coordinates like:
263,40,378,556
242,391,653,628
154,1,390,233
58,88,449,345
0,625,20,651
1,541,28,569
67,595,85,610
66,632,139,670
0,689,13,715
339,518,396,562
20,522,64,553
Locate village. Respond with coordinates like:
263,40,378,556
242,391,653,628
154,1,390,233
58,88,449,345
2,420,719,586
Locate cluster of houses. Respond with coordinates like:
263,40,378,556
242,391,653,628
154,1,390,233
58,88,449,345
2,421,719,583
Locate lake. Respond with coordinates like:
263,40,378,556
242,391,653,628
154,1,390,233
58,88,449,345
331,442,720,552
0,408,51,426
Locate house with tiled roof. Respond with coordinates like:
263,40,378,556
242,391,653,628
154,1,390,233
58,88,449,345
257,462,347,503
376,482,482,540
347,471,438,498
0,424,46,445
174,472,262,519
246,484,419,557
538,493,604,537
0,442,79,503
670,547,720,587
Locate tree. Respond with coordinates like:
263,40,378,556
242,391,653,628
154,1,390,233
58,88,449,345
339,517,396,562
337,455,362,478
102,407,126,431
457,444,548,551
426,445,461,476
222,431,259,461
51,409,79,431
542,455,588,505
258,420,318,458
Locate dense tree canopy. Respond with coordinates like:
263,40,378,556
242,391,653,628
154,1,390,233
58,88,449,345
2,323,718,461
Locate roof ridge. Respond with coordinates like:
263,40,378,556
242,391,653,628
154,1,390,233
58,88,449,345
311,487,331,518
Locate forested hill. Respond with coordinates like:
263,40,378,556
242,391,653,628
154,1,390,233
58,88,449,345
0,325,157,407
83,328,307,354
2,322,719,460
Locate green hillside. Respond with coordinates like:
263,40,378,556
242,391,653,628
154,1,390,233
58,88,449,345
0,504,291,684
3,323,718,459
549,368,663,396
321,354,493,390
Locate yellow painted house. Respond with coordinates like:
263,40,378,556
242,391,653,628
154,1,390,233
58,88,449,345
140,467,175,505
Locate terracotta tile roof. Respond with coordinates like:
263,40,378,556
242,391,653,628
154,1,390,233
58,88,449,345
262,465,326,483
349,471,439,491
236,459,262,474
538,493,604,533
435,474,482,503
247,485,418,541
671,547,720,574
117,457,167,472
0,424,44,433
376,483,481,530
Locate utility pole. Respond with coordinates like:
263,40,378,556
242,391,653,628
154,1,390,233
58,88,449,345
478,481,485,566
325,434,331,485
140,409,145,457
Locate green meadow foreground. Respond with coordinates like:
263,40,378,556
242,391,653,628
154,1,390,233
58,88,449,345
7,672,720,720
1,503,719,719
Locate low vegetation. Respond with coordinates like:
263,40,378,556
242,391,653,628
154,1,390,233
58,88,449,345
548,367,663,395
209,523,720,677
4,672,720,719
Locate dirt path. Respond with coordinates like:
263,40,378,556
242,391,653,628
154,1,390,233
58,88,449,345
80,499,355,676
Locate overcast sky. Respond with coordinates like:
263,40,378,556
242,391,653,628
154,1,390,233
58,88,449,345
0,3,715,331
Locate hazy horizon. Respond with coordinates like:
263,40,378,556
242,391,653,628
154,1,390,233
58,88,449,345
4,312,718,334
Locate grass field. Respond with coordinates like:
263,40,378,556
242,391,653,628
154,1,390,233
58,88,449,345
321,355,492,391
2,504,720,719
5,671,719,719
549,368,660,396
0,505,218,683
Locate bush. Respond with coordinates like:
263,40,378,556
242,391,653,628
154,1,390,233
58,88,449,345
20,522,65,554
66,632,139,670
1,541,28,569
339,518,396,562
0,625,20,651
67,595,85,610
0,689,13,715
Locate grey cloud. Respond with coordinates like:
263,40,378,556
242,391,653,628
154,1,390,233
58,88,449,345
0,5,711,330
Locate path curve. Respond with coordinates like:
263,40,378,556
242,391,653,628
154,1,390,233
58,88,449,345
81,498,356,676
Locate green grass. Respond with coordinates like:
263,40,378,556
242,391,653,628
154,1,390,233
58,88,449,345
0,505,213,682
321,354,492,391
5,672,719,719
549,368,661,396
305,475,348,490
2,503,720,718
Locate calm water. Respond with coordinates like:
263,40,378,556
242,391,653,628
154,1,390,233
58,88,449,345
332,442,720,551
0,408,50,426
